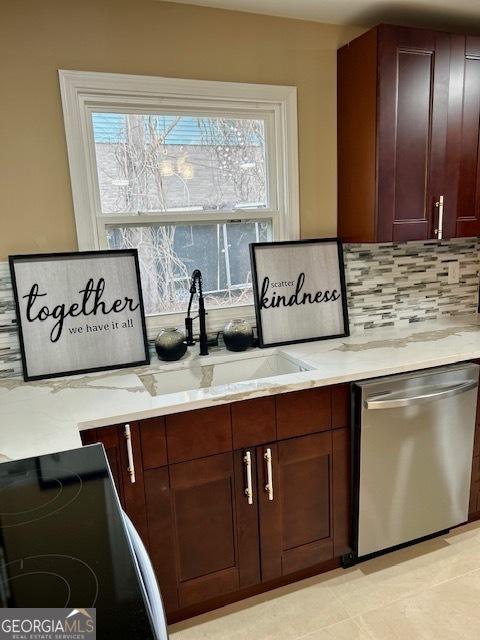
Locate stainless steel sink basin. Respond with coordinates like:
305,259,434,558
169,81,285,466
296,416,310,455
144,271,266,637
139,353,310,397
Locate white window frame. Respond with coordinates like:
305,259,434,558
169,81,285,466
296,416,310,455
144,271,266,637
59,70,299,337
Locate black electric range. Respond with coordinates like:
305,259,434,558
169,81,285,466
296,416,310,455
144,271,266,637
0,444,155,638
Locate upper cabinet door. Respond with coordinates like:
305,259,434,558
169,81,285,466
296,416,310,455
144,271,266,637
377,25,451,242
445,35,480,238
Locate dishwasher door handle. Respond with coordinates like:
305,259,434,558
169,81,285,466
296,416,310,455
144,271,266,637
365,380,478,410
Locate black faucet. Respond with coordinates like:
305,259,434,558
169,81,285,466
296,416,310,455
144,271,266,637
185,269,209,356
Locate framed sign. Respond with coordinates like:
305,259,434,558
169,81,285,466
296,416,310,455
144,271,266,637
9,250,150,381
250,238,349,348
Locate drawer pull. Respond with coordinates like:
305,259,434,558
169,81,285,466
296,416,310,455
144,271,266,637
124,424,136,484
264,448,274,501
243,450,253,505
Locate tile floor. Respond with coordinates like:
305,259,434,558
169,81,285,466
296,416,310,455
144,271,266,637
169,521,480,640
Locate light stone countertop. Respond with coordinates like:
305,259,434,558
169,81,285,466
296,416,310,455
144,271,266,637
2,315,480,463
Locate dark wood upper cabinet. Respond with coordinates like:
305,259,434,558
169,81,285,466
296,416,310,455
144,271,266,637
445,35,480,238
338,24,480,242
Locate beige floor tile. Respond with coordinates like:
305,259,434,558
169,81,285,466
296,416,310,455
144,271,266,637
444,520,480,546
169,576,350,640
297,618,373,640
325,523,480,617
359,567,480,640
169,523,480,640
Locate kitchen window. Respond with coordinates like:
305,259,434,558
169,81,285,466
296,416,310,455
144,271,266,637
59,71,299,333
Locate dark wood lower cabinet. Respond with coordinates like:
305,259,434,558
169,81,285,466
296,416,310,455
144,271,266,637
81,425,125,504
144,466,178,614
469,372,480,521
81,422,148,544
332,428,351,557
469,456,480,516
81,386,352,622
233,450,261,588
257,433,335,580
168,453,247,608
81,377,480,621
143,451,261,613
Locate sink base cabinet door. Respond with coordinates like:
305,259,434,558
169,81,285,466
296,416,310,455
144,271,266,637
158,452,261,611
257,433,335,581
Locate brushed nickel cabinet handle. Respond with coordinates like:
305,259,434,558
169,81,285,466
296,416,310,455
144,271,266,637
264,448,274,501
243,451,253,505
435,195,444,240
124,423,136,484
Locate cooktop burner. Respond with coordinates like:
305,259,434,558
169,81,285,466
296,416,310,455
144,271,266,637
2,554,99,608
0,446,155,639
0,466,83,528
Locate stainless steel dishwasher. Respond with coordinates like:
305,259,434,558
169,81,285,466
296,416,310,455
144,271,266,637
351,363,479,562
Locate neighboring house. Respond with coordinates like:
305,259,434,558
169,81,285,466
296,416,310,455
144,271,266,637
92,113,268,314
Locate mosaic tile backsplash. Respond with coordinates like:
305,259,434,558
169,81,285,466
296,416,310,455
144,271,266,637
0,262,22,378
1,238,479,378
344,238,480,331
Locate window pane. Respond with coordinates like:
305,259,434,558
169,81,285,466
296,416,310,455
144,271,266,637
106,221,271,314
92,113,269,215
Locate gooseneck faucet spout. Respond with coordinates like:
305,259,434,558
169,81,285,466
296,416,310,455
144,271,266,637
185,269,209,356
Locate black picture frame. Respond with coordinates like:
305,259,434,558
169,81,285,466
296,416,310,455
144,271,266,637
9,249,150,381
249,238,350,348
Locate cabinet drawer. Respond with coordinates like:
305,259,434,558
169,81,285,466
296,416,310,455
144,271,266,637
231,397,276,449
140,417,167,469
166,405,232,463
276,387,332,439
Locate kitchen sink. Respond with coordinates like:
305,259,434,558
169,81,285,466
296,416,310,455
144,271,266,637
139,352,310,397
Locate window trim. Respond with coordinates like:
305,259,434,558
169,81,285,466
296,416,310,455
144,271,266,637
59,70,299,336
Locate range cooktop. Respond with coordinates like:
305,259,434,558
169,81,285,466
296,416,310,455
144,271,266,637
0,445,155,638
